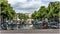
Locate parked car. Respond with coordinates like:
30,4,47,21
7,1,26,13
1,23,7,30
58,23,60,29
33,21,42,29
48,22,59,29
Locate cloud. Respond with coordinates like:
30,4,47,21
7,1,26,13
42,0,60,2
8,0,60,13
8,0,27,4
8,0,42,13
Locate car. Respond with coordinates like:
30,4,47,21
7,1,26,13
48,22,59,29
58,23,60,29
33,21,42,29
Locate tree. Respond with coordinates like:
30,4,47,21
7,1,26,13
31,1,60,22
38,6,48,18
31,6,48,20
0,0,16,23
0,0,16,20
18,13,29,20
47,2,60,18
46,2,60,22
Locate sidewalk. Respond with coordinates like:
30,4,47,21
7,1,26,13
0,29,59,33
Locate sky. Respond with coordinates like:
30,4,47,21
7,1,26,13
8,0,60,14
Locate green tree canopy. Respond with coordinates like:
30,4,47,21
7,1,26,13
31,1,60,21
0,0,16,20
47,2,60,18
18,13,29,20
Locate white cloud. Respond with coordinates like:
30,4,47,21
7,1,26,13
8,0,43,13
42,0,60,2
8,0,60,13
8,0,27,4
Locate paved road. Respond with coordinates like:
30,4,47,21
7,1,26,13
0,31,60,34
0,29,60,34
